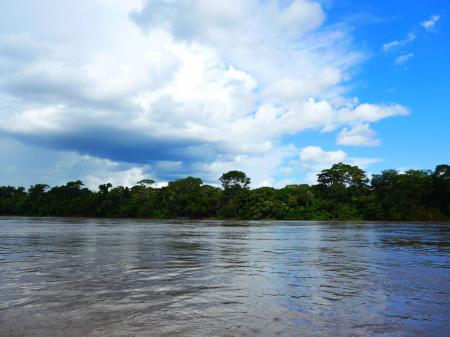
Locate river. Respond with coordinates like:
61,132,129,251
0,217,449,336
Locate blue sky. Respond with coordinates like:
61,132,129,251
0,0,448,188
327,0,450,171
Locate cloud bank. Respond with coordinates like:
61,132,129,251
0,0,409,187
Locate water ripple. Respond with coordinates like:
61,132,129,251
0,218,449,336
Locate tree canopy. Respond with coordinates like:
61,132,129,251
219,171,251,190
0,164,448,221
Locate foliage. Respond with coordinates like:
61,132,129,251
0,164,448,220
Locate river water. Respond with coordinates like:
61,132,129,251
0,217,449,336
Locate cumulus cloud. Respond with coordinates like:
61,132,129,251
131,0,325,43
0,0,408,186
337,123,381,147
338,103,409,123
299,146,380,183
300,146,347,168
421,15,440,31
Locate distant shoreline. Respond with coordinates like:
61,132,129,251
1,164,449,221
1,215,449,224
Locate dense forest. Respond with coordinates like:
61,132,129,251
0,163,449,221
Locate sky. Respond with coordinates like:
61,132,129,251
0,0,448,189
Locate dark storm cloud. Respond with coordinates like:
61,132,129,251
0,126,222,165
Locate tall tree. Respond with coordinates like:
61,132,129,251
219,171,251,218
219,171,251,190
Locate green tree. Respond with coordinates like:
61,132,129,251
219,171,251,190
317,163,368,190
164,177,206,218
0,163,448,221
99,183,113,195
431,165,450,215
315,163,369,219
137,179,155,187
219,171,251,218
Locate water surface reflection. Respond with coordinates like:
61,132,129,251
0,218,449,336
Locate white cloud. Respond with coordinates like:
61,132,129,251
263,67,342,102
383,32,415,52
5,105,65,133
299,146,380,183
339,103,409,124
83,167,147,190
274,0,325,37
300,146,347,166
337,123,381,147
383,14,441,68
395,53,415,66
421,15,440,31
0,0,408,186
131,0,325,43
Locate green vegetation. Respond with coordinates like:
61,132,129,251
0,163,449,220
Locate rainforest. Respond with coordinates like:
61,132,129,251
1,163,449,221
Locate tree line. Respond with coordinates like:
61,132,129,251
0,163,449,220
